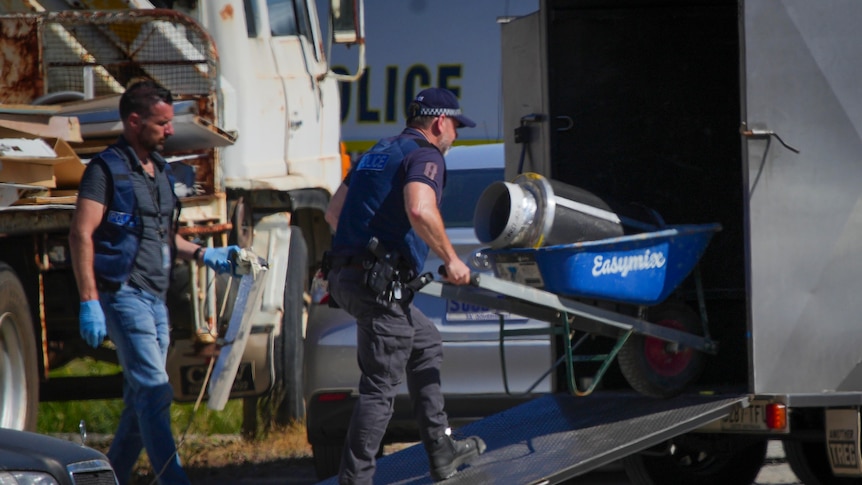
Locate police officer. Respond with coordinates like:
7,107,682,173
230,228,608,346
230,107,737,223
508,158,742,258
70,79,238,484
324,87,486,484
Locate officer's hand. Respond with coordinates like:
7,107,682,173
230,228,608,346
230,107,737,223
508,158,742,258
79,300,106,349
203,245,241,274
443,259,471,286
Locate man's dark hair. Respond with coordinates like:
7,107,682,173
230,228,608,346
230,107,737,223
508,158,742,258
405,101,435,129
119,79,173,121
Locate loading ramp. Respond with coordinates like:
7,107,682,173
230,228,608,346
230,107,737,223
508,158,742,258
317,390,747,484
316,251,742,484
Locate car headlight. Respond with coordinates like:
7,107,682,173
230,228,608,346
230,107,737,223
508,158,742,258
0,471,59,485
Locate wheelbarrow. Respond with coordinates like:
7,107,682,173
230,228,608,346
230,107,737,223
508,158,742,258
418,223,722,399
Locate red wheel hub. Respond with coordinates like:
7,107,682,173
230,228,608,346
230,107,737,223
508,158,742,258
644,318,693,376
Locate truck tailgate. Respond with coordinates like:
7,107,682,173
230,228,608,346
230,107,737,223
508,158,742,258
318,391,747,484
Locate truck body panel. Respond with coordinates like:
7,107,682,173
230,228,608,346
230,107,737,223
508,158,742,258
744,1,862,395
505,0,862,400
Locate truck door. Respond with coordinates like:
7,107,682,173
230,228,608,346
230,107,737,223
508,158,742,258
743,0,862,395
263,0,340,175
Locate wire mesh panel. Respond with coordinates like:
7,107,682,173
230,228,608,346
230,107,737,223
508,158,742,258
0,9,218,103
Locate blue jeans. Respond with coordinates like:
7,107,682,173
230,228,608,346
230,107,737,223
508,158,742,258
101,284,189,485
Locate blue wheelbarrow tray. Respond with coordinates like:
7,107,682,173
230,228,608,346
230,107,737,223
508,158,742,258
483,223,722,306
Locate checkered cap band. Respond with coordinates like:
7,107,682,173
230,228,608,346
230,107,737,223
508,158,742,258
417,107,463,117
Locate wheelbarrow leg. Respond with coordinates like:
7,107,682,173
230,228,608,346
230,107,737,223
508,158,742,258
499,314,557,396
560,310,634,396
692,265,713,340
498,310,634,397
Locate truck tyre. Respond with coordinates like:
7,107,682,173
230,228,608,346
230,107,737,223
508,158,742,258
622,435,767,485
270,226,309,426
784,439,861,484
0,264,38,430
312,443,342,479
617,301,706,398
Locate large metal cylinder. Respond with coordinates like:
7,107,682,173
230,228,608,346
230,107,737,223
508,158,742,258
473,172,624,249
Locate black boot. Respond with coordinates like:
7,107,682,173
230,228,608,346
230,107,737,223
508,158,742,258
426,431,487,481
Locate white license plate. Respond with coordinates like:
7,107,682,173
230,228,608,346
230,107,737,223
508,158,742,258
720,401,769,431
829,440,860,469
180,362,255,396
445,300,525,322
826,408,862,473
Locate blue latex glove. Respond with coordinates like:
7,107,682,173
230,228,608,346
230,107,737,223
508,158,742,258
79,300,106,349
203,245,241,274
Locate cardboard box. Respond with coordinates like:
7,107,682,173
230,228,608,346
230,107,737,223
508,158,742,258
0,127,84,189
0,103,83,142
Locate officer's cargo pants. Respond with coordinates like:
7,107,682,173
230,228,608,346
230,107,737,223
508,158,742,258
328,265,449,485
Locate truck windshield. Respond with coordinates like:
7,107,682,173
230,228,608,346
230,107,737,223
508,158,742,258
268,0,313,37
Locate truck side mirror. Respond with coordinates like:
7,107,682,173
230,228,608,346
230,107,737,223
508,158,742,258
326,0,366,82
330,0,364,45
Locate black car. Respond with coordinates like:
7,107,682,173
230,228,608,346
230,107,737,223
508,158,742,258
0,428,117,485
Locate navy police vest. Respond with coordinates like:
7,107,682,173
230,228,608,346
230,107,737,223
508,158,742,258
92,148,178,284
333,135,437,274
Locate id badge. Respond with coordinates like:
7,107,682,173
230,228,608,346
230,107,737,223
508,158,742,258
162,243,171,269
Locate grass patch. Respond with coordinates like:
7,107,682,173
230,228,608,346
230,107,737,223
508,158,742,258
38,399,245,436
37,358,244,436
39,359,314,482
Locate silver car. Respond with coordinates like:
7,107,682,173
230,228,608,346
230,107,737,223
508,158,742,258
303,143,553,479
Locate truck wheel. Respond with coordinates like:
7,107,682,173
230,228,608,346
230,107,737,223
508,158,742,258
617,301,706,398
312,443,342,479
0,265,38,430
270,226,309,426
623,435,767,485
784,439,861,484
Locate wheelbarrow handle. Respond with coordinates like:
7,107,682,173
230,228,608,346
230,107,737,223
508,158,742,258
437,265,480,286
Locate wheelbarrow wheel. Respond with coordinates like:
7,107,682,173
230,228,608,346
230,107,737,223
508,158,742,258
618,301,705,398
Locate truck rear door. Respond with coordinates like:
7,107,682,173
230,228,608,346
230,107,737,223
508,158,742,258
743,0,862,396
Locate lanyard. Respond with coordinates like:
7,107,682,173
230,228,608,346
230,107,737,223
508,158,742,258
144,164,167,242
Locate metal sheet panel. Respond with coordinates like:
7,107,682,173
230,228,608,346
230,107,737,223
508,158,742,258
500,9,551,182
744,0,862,393
317,392,746,484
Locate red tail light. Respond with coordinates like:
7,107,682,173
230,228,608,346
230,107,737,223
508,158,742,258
765,403,787,430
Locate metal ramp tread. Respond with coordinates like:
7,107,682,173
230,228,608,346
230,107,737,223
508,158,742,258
317,391,746,485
